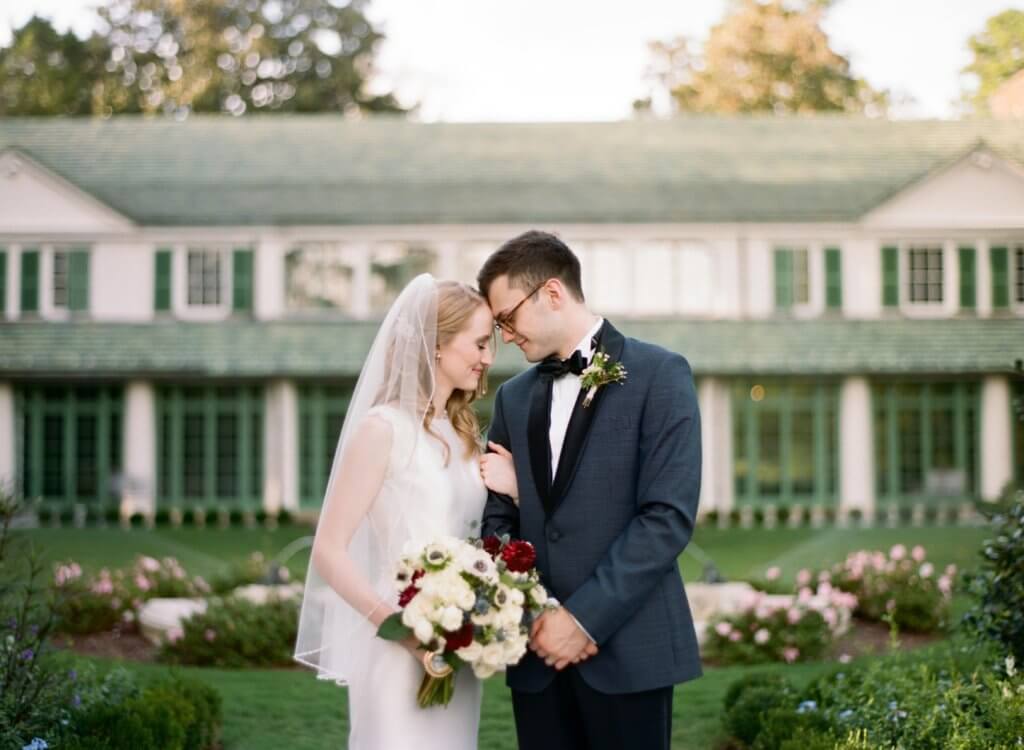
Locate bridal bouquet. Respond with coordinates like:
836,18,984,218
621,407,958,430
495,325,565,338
377,534,556,707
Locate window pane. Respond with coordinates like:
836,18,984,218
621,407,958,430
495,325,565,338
299,412,313,501
216,413,238,498
897,407,923,494
926,405,963,495
370,243,438,314
908,246,943,303
633,243,674,314
76,415,97,500
874,391,889,497
43,415,64,497
757,411,781,497
286,244,355,313
187,250,222,306
183,414,206,498
585,243,631,314
790,411,814,494
733,392,747,498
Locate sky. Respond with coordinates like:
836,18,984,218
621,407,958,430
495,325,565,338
2,0,1021,120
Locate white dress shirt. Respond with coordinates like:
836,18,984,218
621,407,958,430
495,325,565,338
548,317,604,480
547,317,604,646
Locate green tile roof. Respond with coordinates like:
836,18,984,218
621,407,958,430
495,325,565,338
1,318,1020,378
2,115,1024,225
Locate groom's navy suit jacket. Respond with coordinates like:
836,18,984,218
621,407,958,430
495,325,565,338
482,321,703,695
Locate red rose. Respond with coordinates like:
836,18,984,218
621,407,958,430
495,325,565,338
443,621,474,653
482,536,502,558
501,540,536,573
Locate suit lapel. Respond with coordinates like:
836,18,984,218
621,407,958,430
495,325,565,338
549,320,626,508
527,373,554,515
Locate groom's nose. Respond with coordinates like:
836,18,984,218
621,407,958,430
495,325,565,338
500,329,515,344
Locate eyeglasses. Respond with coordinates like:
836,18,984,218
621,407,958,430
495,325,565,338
494,281,546,335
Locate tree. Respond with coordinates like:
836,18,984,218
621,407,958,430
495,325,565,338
0,16,111,116
962,9,1024,114
638,0,887,116
94,0,404,116
0,0,405,117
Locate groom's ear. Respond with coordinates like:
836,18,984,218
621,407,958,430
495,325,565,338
543,278,569,309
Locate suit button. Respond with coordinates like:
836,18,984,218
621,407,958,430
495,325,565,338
548,530,561,542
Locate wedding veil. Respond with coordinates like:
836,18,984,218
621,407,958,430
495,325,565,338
294,273,439,684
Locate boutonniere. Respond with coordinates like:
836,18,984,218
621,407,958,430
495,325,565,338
579,349,627,408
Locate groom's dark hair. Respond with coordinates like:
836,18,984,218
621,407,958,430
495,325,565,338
477,230,585,303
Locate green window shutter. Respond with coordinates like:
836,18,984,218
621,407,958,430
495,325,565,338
20,248,40,313
232,248,253,313
825,247,842,309
881,245,899,308
154,249,172,312
774,248,793,310
991,245,1009,309
68,249,89,312
958,246,976,310
0,249,6,316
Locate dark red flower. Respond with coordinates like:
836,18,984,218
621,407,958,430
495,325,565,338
398,569,426,608
444,621,474,653
501,540,536,573
482,536,502,558
398,584,418,608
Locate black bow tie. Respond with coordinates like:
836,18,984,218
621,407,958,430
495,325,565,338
538,350,588,379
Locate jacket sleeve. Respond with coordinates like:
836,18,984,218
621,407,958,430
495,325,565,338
481,383,520,539
564,353,701,645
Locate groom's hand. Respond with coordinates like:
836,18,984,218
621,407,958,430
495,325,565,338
530,608,599,671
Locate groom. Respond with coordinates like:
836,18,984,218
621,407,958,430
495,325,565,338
478,231,703,750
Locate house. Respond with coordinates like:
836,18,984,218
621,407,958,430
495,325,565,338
0,115,1021,523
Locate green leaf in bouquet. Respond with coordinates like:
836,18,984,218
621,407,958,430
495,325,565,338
377,612,412,641
500,571,535,590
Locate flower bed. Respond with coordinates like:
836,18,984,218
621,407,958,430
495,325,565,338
821,544,955,632
703,583,857,665
52,556,210,635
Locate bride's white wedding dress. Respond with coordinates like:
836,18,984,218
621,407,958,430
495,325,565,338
345,405,486,750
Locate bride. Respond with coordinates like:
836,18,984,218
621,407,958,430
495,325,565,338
294,274,512,749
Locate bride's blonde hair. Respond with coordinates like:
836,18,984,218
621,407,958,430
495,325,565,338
424,281,491,464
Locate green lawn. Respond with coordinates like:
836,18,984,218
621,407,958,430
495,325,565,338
12,522,993,749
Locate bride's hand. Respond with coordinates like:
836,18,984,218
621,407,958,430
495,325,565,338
400,636,426,668
480,442,518,504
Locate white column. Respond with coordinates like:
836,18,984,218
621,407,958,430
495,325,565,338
254,235,287,320
0,383,14,492
264,380,299,512
3,249,17,320
122,381,156,517
980,375,1013,502
744,239,774,319
839,376,875,516
843,238,882,319
697,377,733,515
436,241,459,282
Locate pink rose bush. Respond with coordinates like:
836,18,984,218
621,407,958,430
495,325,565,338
704,583,856,665
823,545,955,632
52,555,209,635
